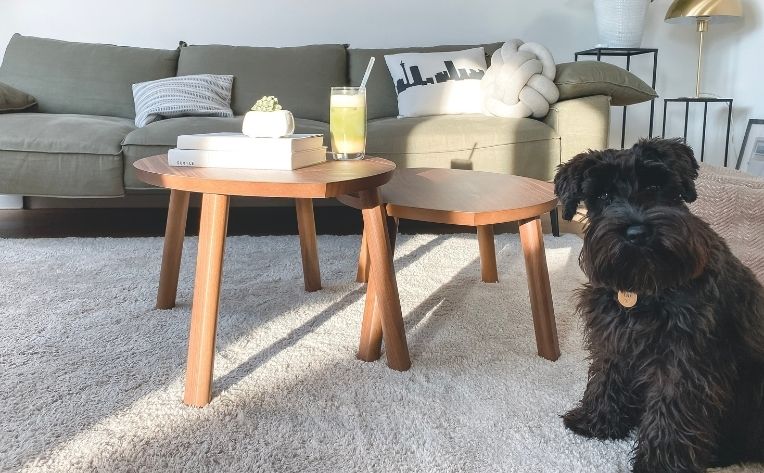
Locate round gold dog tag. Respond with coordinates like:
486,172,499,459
617,291,638,308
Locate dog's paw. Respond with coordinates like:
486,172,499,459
562,406,632,440
562,406,592,436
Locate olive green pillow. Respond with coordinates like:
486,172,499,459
554,61,657,106
0,81,37,113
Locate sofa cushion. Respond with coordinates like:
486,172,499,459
367,114,557,154
0,113,135,154
132,74,235,127
366,115,561,180
0,81,37,113
122,116,330,189
383,48,488,118
176,44,347,121
0,34,179,118
555,61,657,106
123,116,247,148
349,43,503,120
0,113,133,197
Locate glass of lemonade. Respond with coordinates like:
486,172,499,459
330,87,366,160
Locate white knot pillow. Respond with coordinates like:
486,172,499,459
481,40,560,119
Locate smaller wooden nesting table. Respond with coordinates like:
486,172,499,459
339,168,561,361
134,155,410,407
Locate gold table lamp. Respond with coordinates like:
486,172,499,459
665,0,743,97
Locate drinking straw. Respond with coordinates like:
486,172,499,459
359,57,375,89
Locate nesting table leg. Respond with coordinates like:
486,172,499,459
295,198,321,292
476,224,498,283
387,216,399,252
550,208,561,237
184,193,230,407
358,190,410,371
356,214,397,284
357,213,400,361
358,268,384,362
518,216,560,361
156,189,190,309
356,228,371,283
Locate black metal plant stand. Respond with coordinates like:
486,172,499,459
575,48,659,149
661,97,733,166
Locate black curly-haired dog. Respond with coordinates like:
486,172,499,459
554,138,764,472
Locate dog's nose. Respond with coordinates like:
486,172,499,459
625,224,651,244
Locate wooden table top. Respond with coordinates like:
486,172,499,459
133,155,396,198
339,168,558,226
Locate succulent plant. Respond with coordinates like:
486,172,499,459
251,96,283,112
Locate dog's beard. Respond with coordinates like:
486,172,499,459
581,205,709,295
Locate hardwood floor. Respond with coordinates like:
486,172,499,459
0,206,583,238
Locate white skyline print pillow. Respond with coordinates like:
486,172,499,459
384,47,487,118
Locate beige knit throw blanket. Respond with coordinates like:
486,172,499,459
689,164,764,283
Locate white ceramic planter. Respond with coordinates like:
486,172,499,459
594,0,650,48
242,110,295,138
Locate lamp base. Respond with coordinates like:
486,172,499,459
695,18,709,98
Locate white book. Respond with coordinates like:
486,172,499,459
177,132,323,154
168,147,327,170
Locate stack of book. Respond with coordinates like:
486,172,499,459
168,133,326,170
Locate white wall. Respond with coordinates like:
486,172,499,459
1,0,761,167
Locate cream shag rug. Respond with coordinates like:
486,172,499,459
0,234,761,473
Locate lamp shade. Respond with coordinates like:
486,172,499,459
665,0,743,24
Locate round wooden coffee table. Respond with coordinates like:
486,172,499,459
134,155,410,407
339,167,560,361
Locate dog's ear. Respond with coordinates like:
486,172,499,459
554,150,604,220
632,138,700,203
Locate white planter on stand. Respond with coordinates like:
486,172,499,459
594,0,651,48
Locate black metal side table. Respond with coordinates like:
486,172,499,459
575,48,658,149
661,97,733,166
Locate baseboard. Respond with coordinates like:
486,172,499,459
0,195,23,209
24,194,340,209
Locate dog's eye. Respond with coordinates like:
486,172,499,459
598,192,611,202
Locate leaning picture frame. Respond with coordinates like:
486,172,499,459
737,118,764,177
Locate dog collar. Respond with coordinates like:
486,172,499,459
617,291,638,308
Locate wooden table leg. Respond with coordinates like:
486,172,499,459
477,224,498,283
550,207,561,237
357,213,400,361
184,193,230,407
518,216,560,361
295,198,321,292
387,216,399,251
356,227,370,283
358,190,410,371
357,214,397,284
156,189,190,309
357,268,383,362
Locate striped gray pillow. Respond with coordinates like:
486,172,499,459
132,74,234,127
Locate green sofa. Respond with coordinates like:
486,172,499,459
0,34,612,206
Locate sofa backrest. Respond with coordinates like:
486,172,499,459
177,43,347,122
0,34,179,119
348,43,503,120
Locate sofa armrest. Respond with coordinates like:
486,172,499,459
543,95,610,164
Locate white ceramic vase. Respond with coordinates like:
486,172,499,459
242,110,295,138
594,0,650,48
